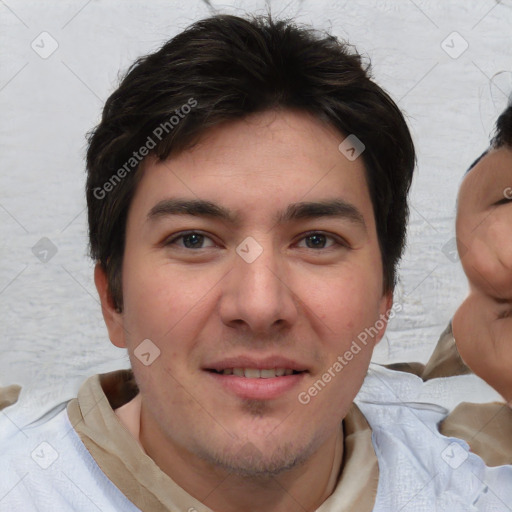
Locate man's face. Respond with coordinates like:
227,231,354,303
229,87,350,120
99,110,390,475
457,146,512,299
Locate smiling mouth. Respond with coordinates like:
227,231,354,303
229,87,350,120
205,365,307,400
208,368,304,378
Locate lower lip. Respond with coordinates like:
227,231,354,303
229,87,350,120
205,371,306,400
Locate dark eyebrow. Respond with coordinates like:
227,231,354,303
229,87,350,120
277,200,366,229
146,198,366,230
147,198,239,224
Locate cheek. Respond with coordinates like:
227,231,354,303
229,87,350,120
301,265,384,341
121,270,167,339
121,256,208,342
489,217,512,268
462,216,512,296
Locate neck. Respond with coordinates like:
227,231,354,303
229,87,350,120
138,404,344,512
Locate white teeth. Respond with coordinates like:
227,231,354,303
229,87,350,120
218,368,297,378
244,368,261,379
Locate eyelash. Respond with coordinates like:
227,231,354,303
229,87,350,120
493,197,512,207
163,230,348,251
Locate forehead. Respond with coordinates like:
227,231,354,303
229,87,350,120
458,146,512,210
131,109,375,225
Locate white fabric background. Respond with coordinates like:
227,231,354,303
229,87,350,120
1,0,511,418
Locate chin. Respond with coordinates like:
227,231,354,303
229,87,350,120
195,436,317,478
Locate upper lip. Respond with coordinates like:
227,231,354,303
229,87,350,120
204,355,309,372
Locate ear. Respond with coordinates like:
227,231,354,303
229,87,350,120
94,263,127,348
374,290,394,345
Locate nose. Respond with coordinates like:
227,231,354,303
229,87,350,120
218,239,299,335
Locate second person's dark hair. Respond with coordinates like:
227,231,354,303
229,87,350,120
466,102,512,174
492,103,512,148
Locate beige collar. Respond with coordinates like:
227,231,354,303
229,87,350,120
67,370,378,512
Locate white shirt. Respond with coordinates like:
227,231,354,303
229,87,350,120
0,364,510,511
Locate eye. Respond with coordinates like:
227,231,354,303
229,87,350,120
164,231,216,249
492,197,512,207
163,230,347,251
296,232,346,250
